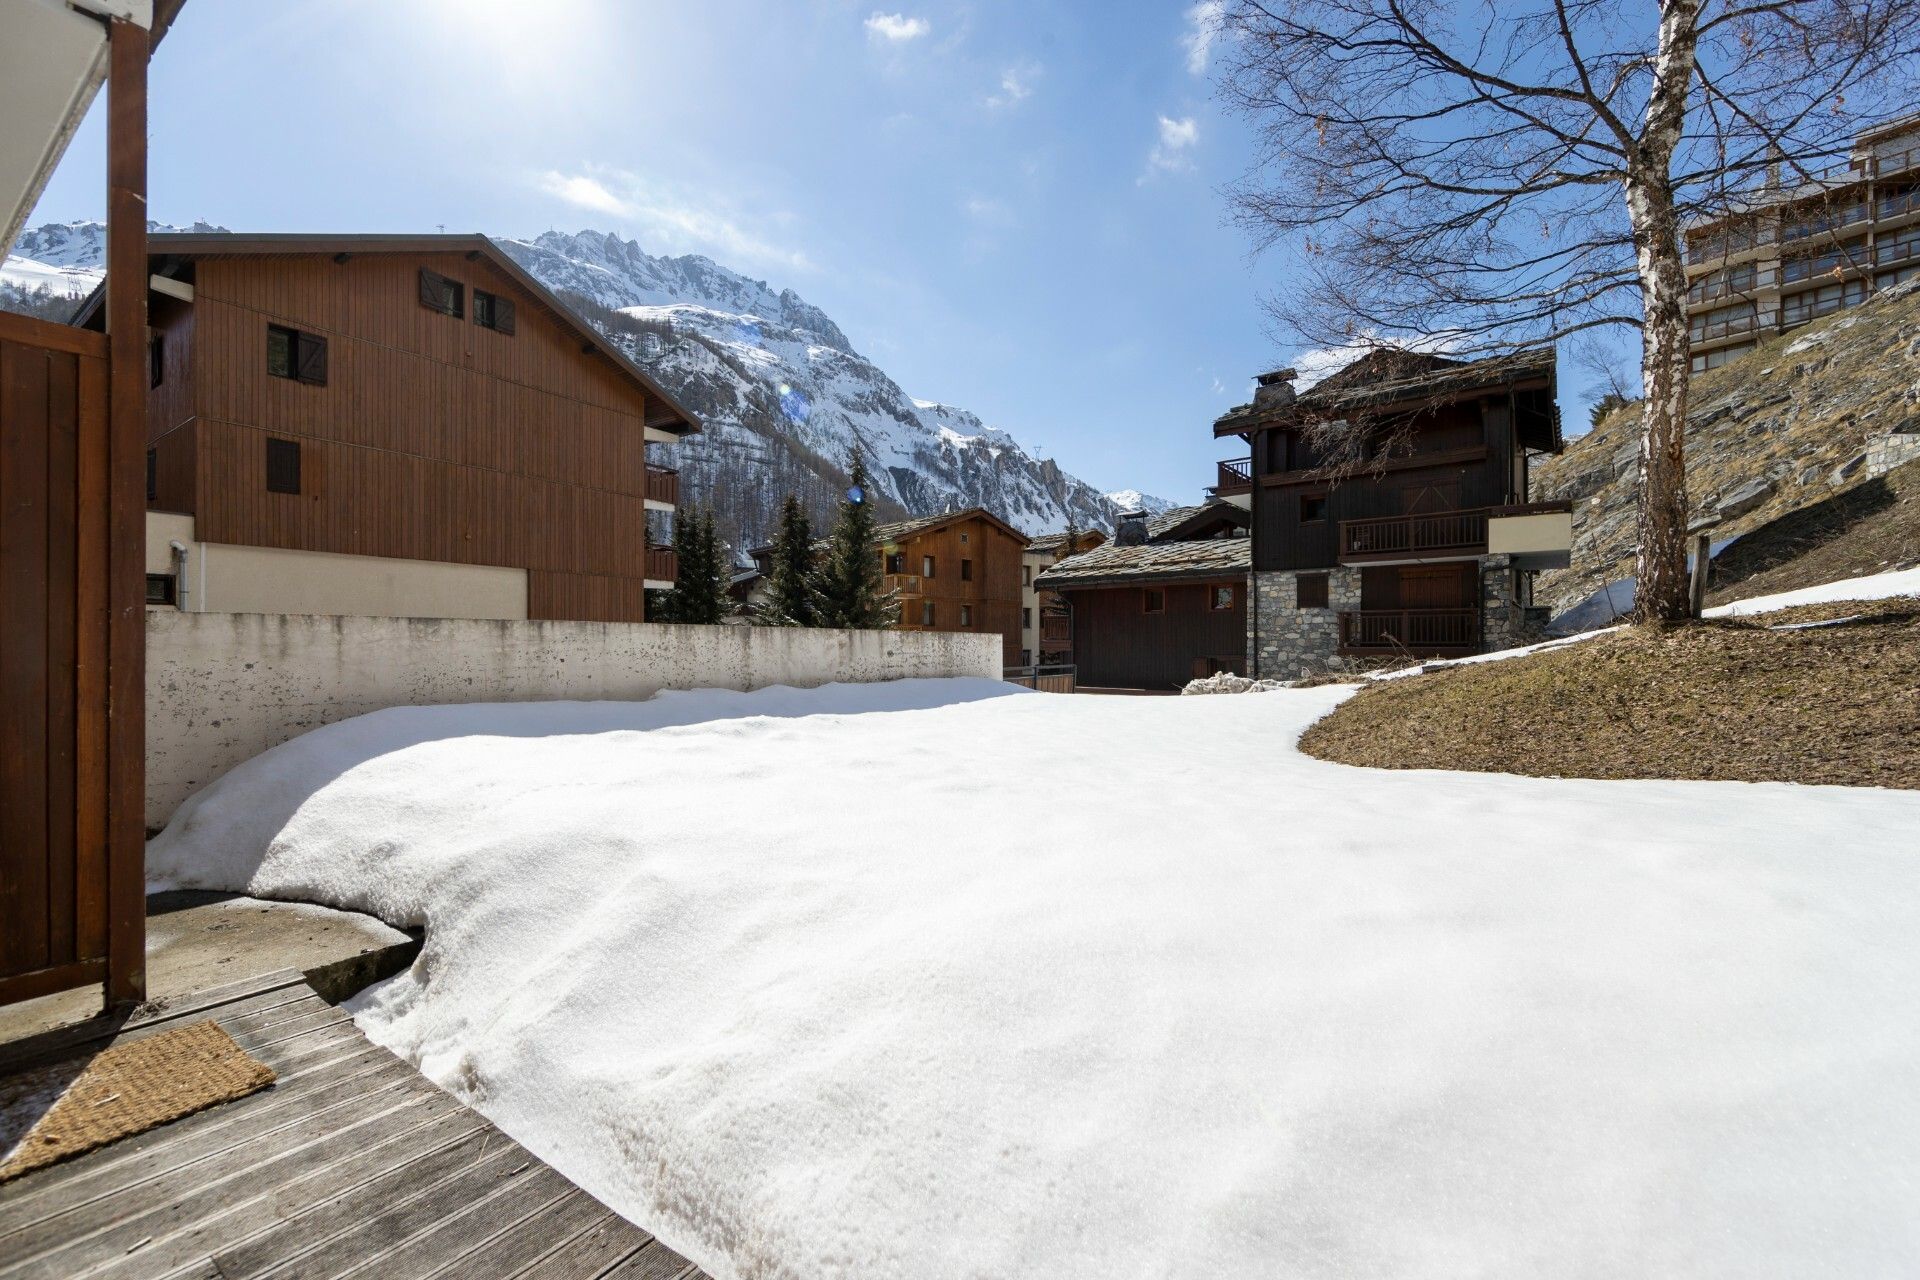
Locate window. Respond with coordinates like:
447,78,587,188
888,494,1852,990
922,554,936,577
472,289,516,334
266,438,302,495
961,558,973,582
145,574,177,606
1690,341,1756,374
266,324,327,385
1297,573,1329,609
1781,278,1867,327
960,604,973,626
1300,493,1328,523
1022,564,1032,586
149,332,164,388
1688,301,1757,343
1210,585,1236,611
959,531,969,544
1782,235,1865,284
1143,588,1165,613
1022,607,1032,629
885,551,906,574
920,601,936,626
146,447,157,502
419,268,464,317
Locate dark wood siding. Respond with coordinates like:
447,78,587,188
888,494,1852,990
1252,395,1521,572
1064,580,1245,691
171,254,663,620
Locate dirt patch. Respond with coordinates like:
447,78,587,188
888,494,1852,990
1299,598,1920,789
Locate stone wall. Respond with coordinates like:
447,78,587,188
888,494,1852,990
1866,426,1920,479
1248,568,1361,678
1480,554,1538,652
146,611,1001,831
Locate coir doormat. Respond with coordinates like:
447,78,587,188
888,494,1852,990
0,1020,276,1182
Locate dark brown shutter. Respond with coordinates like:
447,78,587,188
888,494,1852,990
419,268,443,311
266,438,302,495
494,295,515,334
296,332,328,385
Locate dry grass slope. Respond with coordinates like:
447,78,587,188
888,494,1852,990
1299,598,1920,789
1709,458,1920,605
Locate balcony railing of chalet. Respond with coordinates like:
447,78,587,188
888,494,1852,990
1212,457,1253,493
1687,265,1776,306
1339,609,1480,654
646,546,678,581
882,573,924,596
1874,232,1920,269
1339,508,1488,561
1039,613,1071,647
644,464,679,505
1004,664,1076,693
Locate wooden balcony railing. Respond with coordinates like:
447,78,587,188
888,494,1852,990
1339,609,1480,654
644,464,679,505
1004,664,1076,693
883,573,924,596
646,546,678,581
1339,508,1488,561
1039,613,1071,647
1212,457,1253,494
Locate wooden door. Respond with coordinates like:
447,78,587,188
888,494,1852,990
0,315,116,1004
1399,563,1477,609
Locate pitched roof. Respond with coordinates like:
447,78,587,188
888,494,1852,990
1034,535,1250,589
1213,348,1555,435
1024,529,1107,555
866,507,1031,547
1145,500,1250,542
76,232,701,435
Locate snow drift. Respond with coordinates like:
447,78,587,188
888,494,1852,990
149,680,1920,1279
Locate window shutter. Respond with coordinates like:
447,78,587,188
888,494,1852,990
296,333,328,385
266,438,302,495
495,296,515,334
420,268,445,312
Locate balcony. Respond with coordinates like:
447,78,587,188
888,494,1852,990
883,573,925,596
646,546,678,582
1039,612,1071,648
644,464,679,506
1209,457,1253,497
1339,609,1481,656
1339,509,1488,564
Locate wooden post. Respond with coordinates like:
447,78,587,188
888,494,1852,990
1688,531,1711,620
104,16,149,1010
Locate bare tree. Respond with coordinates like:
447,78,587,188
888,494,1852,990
1218,0,1920,620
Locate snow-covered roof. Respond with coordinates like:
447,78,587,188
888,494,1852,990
1213,348,1555,435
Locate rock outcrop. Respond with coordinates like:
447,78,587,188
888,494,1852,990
1536,280,1920,613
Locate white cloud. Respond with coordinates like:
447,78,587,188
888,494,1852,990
865,12,930,42
539,171,634,218
986,63,1040,109
535,168,815,275
963,196,1014,226
1182,1,1224,76
1141,115,1201,181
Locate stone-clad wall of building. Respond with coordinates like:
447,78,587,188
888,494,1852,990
1481,554,1535,652
1248,568,1361,677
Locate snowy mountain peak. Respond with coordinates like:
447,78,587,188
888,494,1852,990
1104,489,1179,517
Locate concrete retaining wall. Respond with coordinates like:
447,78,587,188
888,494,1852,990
147,611,1000,830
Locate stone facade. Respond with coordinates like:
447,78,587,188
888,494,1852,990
1250,557,1541,676
1248,568,1361,678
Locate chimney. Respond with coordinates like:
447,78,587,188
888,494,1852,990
1114,510,1149,547
1254,367,1298,411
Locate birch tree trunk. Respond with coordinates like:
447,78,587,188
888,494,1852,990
1628,0,1702,623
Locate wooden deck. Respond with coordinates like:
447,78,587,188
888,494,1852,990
0,970,713,1279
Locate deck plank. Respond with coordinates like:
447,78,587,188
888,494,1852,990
0,977,713,1280
509,1212,653,1280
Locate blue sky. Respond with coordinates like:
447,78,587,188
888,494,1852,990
28,0,1598,503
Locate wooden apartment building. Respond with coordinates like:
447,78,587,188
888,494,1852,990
81,233,699,624
1020,527,1104,665
1211,349,1571,676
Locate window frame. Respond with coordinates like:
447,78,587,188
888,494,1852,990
149,332,164,388
959,603,973,626
920,600,936,626
1143,587,1166,614
885,551,906,575
266,323,327,386
1299,492,1329,524
1209,584,1236,611
145,573,177,607
922,554,936,577
265,437,302,496
472,288,516,334
419,267,465,319
960,557,973,582
1296,572,1330,610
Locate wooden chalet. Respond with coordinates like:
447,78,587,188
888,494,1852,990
1034,503,1250,691
76,233,700,625
1212,349,1571,674
1021,527,1105,665
745,506,1029,662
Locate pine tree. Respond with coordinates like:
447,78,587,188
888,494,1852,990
810,452,898,629
659,506,730,624
759,495,817,626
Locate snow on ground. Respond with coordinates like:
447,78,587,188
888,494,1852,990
148,679,1920,1279
1703,565,1920,616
